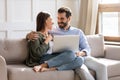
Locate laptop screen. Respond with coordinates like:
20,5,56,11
52,35,79,53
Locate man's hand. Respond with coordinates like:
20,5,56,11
27,31,39,41
76,51,86,57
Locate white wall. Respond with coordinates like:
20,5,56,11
0,0,80,39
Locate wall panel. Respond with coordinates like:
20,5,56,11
7,0,32,22
0,0,6,22
0,31,7,39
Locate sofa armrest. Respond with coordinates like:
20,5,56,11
105,45,120,60
0,55,7,80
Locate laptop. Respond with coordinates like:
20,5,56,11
52,35,80,53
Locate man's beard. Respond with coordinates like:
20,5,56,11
58,22,68,29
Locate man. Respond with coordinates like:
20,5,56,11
27,7,94,80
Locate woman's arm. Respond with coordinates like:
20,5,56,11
29,34,53,57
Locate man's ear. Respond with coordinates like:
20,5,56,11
68,16,71,22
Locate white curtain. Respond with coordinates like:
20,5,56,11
79,0,99,35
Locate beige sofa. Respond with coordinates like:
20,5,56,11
86,35,120,80
0,35,120,80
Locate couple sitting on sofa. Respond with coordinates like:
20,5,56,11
26,7,89,72
25,7,108,80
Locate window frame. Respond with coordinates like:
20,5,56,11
97,3,120,42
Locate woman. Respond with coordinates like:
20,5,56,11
25,12,83,72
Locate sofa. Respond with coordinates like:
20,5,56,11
86,35,120,80
0,35,120,80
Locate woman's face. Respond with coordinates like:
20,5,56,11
45,17,54,30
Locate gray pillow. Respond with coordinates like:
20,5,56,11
75,64,95,80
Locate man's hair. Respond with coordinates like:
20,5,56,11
36,12,50,31
58,7,72,18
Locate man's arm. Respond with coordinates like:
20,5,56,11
26,31,39,41
78,30,91,56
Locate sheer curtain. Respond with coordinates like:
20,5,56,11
79,0,99,35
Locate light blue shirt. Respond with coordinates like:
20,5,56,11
49,26,91,56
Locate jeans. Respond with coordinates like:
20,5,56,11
40,50,84,71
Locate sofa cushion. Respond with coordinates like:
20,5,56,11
98,58,120,78
105,45,120,60
0,39,28,64
86,35,104,57
7,64,75,80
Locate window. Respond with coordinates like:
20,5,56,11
98,0,120,42
101,0,119,4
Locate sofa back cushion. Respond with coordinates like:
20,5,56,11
0,39,28,64
86,35,104,57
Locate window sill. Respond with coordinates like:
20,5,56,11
105,41,120,46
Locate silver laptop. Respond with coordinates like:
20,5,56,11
52,35,79,53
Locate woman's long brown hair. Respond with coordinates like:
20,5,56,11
36,12,50,31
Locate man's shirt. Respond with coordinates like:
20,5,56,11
49,26,91,56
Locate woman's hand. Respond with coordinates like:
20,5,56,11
44,34,53,44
